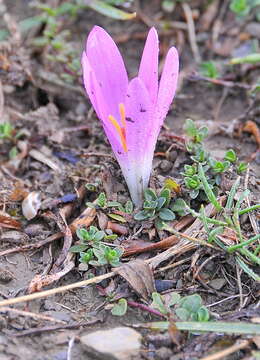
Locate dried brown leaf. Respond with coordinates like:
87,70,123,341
116,260,155,301
0,214,22,230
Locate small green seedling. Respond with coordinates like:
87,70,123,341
70,225,122,269
0,122,13,140
86,192,133,214
200,61,219,79
134,188,177,228
151,292,210,322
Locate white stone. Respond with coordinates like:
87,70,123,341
80,327,142,360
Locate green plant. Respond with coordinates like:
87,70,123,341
134,188,188,230
111,298,128,316
151,292,210,322
90,244,123,267
86,192,133,213
183,119,247,201
230,0,260,19
70,225,122,268
0,122,13,140
200,61,219,79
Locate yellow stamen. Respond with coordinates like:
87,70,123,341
119,103,126,128
108,113,128,152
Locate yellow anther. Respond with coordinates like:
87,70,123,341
108,114,128,153
119,103,126,128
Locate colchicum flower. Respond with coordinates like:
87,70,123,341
81,26,179,206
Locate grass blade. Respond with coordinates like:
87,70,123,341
198,164,222,211
236,256,260,282
140,321,260,334
87,0,136,20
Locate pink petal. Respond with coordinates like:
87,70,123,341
81,51,101,119
156,47,179,130
86,26,128,121
125,77,153,159
138,27,159,105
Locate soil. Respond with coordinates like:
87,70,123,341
0,1,259,359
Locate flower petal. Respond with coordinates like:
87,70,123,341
117,77,154,205
156,47,179,130
81,51,101,118
86,26,128,121
138,27,159,105
125,77,153,158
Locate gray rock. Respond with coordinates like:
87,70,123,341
80,327,142,360
209,278,226,290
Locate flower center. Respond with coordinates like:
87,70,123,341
108,103,128,152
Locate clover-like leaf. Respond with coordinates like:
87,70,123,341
144,188,157,201
111,298,128,316
159,208,175,221
179,294,203,313
70,244,88,253
134,210,150,221
151,292,168,315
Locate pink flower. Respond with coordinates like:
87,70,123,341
82,26,179,206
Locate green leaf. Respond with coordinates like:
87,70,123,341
183,164,197,176
159,188,171,204
168,293,181,307
79,249,94,263
143,200,158,210
224,149,237,163
76,228,90,241
171,198,188,216
162,0,175,12
184,175,200,190
151,293,168,315
237,162,248,174
208,226,224,243
111,298,128,316
179,294,202,313
156,197,166,210
94,230,105,242
9,147,18,159
0,29,9,41
97,192,107,208
236,256,260,281
70,244,88,253
198,164,222,211
175,308,190,321
231,53,260,64
125,200,134,213
211,160,230,173
134,210,150,221
184,119,197,137
104,234,118,241
19,16,45,33
144,188,157,201
230,0,249,14
87,0,136,19
197,306,210,322
200,61,218,79
159,208,175,221
107,201,122,208
108,213,127,223
190,189,200,199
